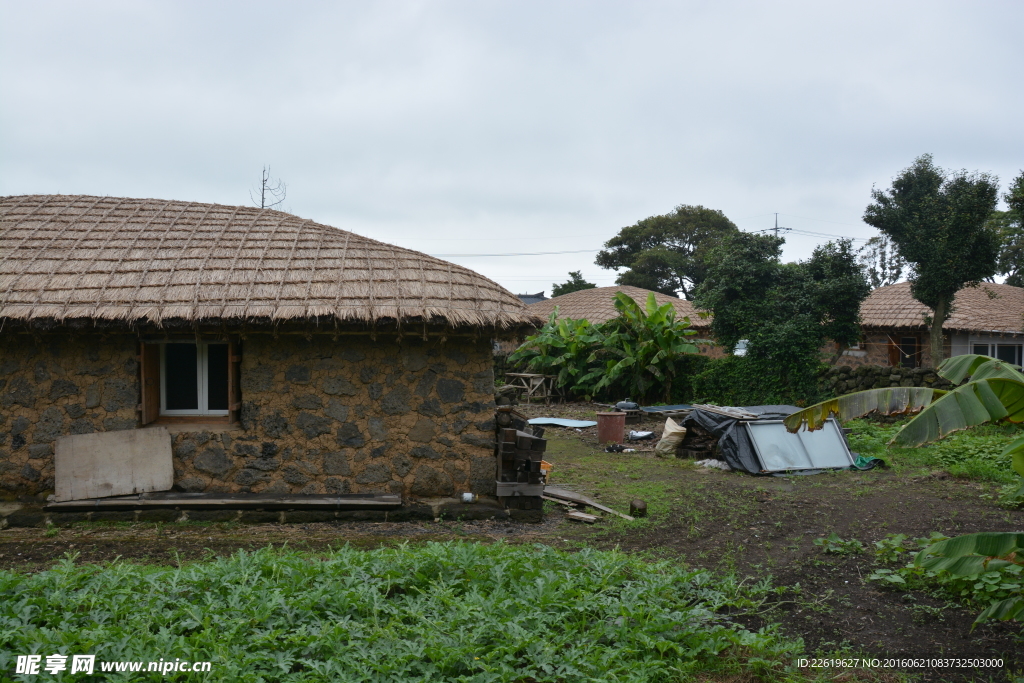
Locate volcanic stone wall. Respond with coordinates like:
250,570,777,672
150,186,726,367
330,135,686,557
1,331,497,500
819,364,953,396
174,335,496,498
0,334,139,495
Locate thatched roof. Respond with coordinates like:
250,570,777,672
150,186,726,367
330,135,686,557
0,195,540,330
860,281,1024,334
529,285,709,328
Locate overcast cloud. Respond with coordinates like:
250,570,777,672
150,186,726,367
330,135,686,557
2,1,1021,296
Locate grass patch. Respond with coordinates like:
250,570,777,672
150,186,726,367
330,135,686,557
846,418,1024,484
0,542,806,682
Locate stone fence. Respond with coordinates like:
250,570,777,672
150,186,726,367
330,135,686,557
819,364,953,396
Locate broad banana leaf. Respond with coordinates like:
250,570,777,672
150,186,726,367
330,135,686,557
937,354,996,383
890,378,1024,447
913,531,1024,624
938,354,1024,383
976,597,1024,623
914,532,1024,575
967,360,1024,382
999,436,1024,479
783,387,942,433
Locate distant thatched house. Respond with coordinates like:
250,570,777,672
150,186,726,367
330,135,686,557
528,285,723,357
848,281,1024,368
0,195,538,501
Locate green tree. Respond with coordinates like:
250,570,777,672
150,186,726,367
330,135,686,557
863,154,1000,365
595,205,739,300
551,271,597,297
995,171,1024,286
693,233,869,401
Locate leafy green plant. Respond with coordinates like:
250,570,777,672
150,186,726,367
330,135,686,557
511,292,700,402
914,532,1024,624
786,355,1024,490
0,542,804,681
509,311,605,398
591,292,699,402
873,533,914,564
868,531,1024,625
813,532,864,555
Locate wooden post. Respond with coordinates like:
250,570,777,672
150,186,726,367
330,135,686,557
140,343,160,425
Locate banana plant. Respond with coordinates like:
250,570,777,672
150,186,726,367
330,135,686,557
509,310,606,398
783,354,1024,486
913,532,1024,624
588,292,700,403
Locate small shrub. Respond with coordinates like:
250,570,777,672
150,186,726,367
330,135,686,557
873,533,914,564
868,531,1024,622
813,532,865,555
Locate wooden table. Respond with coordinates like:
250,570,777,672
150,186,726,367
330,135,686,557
505,373,560,405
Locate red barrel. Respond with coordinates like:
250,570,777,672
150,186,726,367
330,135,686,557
596,411,626,444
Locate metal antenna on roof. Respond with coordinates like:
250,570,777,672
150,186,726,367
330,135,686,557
250,166,287,210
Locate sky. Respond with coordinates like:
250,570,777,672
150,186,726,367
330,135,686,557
2,1,1022,297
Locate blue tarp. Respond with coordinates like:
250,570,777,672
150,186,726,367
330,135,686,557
527,418,598,428
640,404,693,413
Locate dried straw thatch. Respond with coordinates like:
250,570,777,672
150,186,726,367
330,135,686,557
860,281,1024,334
529,285,710,328
0,195,540,330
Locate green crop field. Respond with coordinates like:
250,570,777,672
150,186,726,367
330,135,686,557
1,542,806,682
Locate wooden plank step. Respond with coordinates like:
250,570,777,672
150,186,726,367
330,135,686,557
45,492,402,512
567,511,598,523
543,486,634,521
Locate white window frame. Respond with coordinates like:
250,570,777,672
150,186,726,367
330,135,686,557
968,337,1023,366
159,342,229,416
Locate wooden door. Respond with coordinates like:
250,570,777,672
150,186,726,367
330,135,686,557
140,343,160,425
887,338,900,367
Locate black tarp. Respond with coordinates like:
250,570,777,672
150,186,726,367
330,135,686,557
682,405,799,474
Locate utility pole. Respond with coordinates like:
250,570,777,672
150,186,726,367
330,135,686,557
773,213,787,238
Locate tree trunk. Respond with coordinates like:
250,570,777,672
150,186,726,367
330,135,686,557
930,297,948,367
829,343,846,366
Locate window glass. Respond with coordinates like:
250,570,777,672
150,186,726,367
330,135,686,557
973,344,990,356
207,344,229,410
165,344,199,410
996,344,1020,365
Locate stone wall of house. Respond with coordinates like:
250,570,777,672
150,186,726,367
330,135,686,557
171,335,496,499
834,331,952,369
0,334,140,496
818,364,953,396
1,331,497,501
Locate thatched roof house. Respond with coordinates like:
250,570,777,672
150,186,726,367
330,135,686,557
1,195,532,328
529,285,710,327
846,281,1024,368
1,195,539,509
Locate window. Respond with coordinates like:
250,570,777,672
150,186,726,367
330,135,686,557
139,339,241,424
971,342,1022,365
899,337,918,368
161,343,228,414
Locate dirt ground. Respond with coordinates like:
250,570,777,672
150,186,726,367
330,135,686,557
2,402,1022,682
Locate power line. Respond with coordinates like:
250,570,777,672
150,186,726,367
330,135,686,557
430,248,601,257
